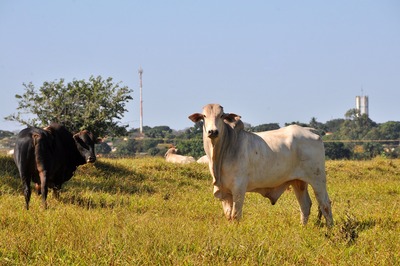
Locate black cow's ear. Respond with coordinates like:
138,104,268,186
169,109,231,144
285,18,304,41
73,133,81,141
223,113,244,131
189,113,204,123
223,113,241,123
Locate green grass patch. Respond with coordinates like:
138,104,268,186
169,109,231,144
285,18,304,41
1,155,399,265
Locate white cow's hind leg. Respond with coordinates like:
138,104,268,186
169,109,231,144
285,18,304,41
292,180,312,225
310,182,333,227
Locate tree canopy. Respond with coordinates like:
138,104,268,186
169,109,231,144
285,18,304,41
6,76,132,137
250,123,280,132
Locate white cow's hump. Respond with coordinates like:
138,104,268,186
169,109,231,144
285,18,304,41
256,125,320,142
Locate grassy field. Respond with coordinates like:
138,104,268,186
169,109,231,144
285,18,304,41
0,155,399,265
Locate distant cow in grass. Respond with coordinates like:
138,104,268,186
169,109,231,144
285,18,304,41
164,147,195,164
13,123,100,210
197,155,209,164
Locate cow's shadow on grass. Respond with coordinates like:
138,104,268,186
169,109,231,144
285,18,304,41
1,156,157,209
59,160,156,209
0,156,21,193
68,159,155,194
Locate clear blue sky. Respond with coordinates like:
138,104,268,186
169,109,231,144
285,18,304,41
1,1,399,132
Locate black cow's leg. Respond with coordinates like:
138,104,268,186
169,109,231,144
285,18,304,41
35,183,41,195
39,170,48,209
53,187,60,200
22,178,31,210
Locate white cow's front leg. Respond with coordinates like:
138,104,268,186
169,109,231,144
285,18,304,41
221,195,233,220
231,187,246,221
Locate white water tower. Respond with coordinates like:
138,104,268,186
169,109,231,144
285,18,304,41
355,95,369,116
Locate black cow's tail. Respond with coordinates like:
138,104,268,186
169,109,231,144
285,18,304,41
32,133,47,175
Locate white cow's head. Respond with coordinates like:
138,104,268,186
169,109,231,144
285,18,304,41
189,104,241,141
164,147,177,157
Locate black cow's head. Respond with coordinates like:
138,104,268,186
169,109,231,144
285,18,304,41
73,130,101,163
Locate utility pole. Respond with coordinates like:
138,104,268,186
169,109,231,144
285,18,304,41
138,67,143,135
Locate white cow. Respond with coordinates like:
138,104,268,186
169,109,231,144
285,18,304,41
197,155,209,164
189,103,333,226
164,147,195,164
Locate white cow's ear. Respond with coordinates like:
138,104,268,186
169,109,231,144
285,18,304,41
188,113,204,122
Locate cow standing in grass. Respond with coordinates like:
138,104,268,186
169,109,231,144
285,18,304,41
189,104,333,226
164,147,195,164
14,123,100,209
197,155,209,164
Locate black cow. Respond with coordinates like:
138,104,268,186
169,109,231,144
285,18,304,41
13,123,100,209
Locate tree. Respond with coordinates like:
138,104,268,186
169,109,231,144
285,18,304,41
337,109,377,140
96,142,112,155
325,118,345,133
0,130,14,138
6,76,132,137
308,117,327,136
178,121,204,139
324,142,351,160
250,123,280,132
145,126,173,138
284,121,309,127
363,142,384,159
362,123,399,141
142,139,162,151
114,139,138,156
175,139,204,158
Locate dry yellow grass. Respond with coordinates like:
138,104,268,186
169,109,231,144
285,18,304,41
1,156,399,265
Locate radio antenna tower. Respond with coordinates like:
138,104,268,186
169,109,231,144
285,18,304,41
138,67,143,135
